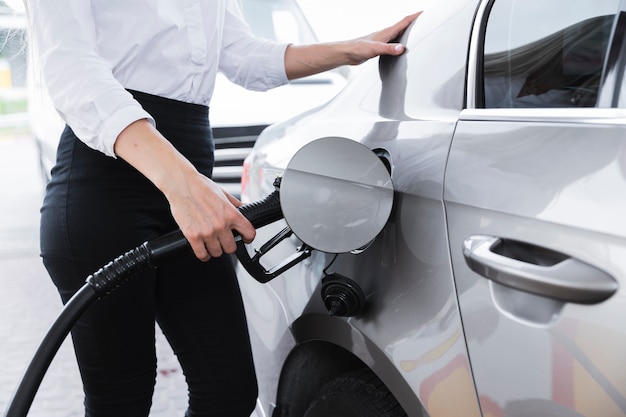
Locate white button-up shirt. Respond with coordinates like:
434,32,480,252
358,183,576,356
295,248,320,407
26,0,289,157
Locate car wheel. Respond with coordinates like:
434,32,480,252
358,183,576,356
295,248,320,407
303,368,407,417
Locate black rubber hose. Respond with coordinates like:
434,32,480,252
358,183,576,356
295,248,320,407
236,189,283,231
4,190,282,417
3,285,97,417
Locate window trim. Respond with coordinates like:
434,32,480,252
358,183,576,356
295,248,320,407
460,106,626,123
598,2,626,107
465,0,493,110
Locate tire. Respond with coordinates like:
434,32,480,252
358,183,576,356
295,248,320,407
303,368,407,417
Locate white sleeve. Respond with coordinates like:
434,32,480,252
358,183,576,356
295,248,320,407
218,0,289,91
26,0,153,158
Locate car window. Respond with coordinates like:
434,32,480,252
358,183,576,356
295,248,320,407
482,0,619,108
239,0,317,44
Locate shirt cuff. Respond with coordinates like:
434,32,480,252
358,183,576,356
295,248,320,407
266,42,290,88
243,41,289,91
64,87,155,158
100,104,155,158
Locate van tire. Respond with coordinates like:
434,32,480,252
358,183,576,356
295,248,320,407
303,368,407,417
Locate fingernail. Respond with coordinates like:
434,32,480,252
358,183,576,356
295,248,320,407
394,44,405,53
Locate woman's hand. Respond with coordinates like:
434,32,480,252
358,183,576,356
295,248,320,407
284,12,422,80
165,168,255,261
344,12,423,65
114,119,255,261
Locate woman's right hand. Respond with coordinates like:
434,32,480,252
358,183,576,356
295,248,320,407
114,119,256,261
164,167,256,261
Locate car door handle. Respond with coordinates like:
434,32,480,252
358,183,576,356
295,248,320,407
463,235,618,304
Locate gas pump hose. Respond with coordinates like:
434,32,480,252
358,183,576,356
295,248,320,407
4,190,282,417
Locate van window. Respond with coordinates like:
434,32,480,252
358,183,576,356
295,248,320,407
482,0,619,108
239,0,316,44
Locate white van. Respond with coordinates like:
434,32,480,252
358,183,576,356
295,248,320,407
29,0,347,197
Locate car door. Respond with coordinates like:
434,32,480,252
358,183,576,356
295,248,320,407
445,1,626,416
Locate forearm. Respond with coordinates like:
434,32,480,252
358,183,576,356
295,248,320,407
284,42,353,80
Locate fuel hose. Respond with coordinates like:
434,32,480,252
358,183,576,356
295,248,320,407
4,190,282,417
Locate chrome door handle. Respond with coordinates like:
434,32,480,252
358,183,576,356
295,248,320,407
463,235,618,304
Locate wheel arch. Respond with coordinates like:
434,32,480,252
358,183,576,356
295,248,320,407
272,314,427,417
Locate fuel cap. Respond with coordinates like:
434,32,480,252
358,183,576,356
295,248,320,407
279,137,394,254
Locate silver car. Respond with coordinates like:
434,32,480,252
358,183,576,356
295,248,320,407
238,0,626,416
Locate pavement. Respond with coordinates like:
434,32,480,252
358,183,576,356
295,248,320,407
0,132,190,416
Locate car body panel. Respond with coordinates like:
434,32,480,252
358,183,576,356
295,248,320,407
447,110,626,416
240,0,626,416
239,0,484,415
443,1,626,414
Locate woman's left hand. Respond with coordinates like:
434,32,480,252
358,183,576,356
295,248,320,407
345,12,422,65
284,12,422,80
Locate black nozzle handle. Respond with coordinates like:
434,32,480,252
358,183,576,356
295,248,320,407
145,190,283,265
236,233,312,283
143,187,308,284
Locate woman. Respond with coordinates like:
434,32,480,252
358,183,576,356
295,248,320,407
26,1,419,415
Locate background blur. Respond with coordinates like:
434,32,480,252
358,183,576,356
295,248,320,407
0,1,27,127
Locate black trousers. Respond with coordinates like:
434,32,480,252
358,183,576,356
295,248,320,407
40,90,258,417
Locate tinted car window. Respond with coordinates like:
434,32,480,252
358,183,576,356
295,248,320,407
482,0,619,108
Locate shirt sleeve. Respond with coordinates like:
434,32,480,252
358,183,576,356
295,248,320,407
26,0,153,158
218,0,290,91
